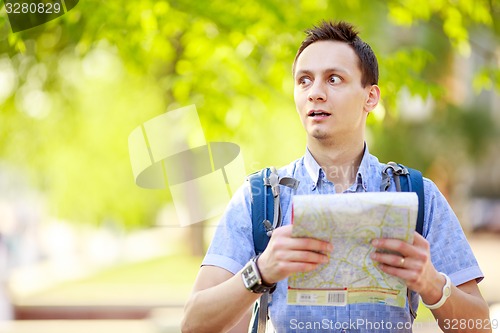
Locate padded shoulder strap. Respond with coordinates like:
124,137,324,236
407,167,425,236
248,168,274,255
248,167,299,333
382,163,425,236
248,167,300,255
383,163,425,320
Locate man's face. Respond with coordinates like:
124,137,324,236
293,40,375,144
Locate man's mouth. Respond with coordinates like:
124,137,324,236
308,110,331,117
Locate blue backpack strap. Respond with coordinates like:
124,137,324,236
401,166,425,320
247,167,299,333
382,162,425,320
250,302,259,333
247,168,273,333
381,162,424,235
248,167,300,254
405,167,425,236
248,167,274,255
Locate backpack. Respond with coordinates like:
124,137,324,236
247,162,425,333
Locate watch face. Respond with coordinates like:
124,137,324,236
242,262,260,288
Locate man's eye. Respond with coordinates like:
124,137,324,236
329,75,341,84
299,77,312,85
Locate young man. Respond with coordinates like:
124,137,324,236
181,21,490,333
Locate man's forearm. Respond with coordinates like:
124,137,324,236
430,284,491,333
181,271,260,333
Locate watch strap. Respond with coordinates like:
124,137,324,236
243,254,277,294
251,254,276,293
421,272,452,310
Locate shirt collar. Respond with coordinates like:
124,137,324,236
356,144,371,191
304,144,371,192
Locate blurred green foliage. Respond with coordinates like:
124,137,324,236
21,254,202,304
0,0,498,228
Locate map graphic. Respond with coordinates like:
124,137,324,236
288,192,417,307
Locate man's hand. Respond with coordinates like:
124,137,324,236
257,225,334,284
370,232,491,332
370,231,445,303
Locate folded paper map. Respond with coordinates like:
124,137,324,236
288,192,418,308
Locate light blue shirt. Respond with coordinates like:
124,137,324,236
202,145,483,332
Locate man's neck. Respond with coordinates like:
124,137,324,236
307,138,365,193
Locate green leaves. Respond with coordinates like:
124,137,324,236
1,0,498,228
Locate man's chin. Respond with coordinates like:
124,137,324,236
309,131,333,141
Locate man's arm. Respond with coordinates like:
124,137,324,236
371,232,491,333
432,280,491,333
181,265,257,333
181,225,333,333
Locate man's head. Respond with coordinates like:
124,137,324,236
293,21,378,88
292,21,381,147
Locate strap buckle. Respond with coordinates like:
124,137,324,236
381,162,409,192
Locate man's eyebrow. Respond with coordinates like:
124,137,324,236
294,67,350,78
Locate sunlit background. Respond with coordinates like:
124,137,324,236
0,1,499,332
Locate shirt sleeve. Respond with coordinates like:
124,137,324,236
201,181,255,275
423,178,484,286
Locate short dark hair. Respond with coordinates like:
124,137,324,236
292,21,379,87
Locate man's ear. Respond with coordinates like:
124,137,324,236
364,85,380,113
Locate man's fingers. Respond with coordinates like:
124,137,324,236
280,249,330,264
290,237,334,254
261,225,334,282
274,225,333,253
371,237,415,259
290,262,324,273
370,251,401,266
411,231,430,251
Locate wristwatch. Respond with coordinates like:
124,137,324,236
241,254,276,294
421,272,452,310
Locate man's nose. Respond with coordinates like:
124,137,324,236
308,82,326,102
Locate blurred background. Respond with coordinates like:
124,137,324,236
0,0,499,332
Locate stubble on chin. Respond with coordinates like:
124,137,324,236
310,128,330,141
308,127,339,148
